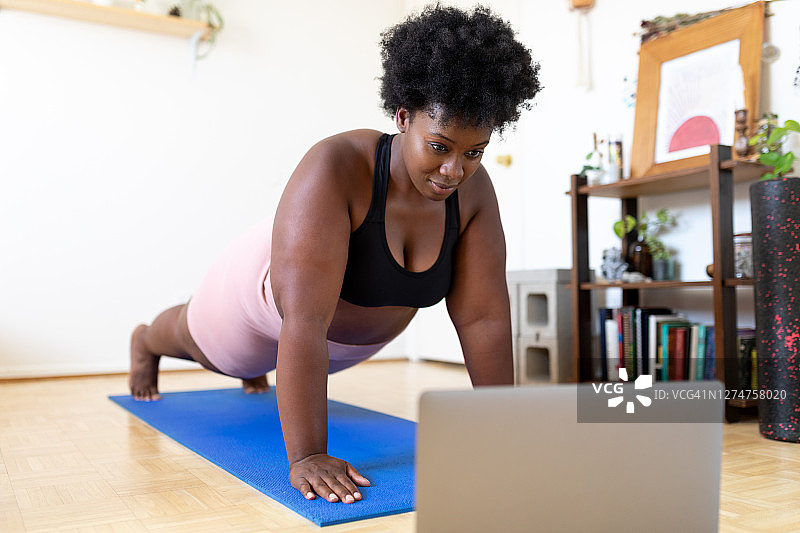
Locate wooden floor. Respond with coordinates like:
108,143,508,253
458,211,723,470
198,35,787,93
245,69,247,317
1,360,798,532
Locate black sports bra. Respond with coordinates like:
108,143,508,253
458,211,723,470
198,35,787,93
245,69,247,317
339,133,460,308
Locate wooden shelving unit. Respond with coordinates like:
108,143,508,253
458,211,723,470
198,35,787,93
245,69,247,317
569,145,765,422
580,280,714,290
0,0,211,39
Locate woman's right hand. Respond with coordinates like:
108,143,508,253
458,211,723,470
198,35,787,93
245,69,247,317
289,453,371,503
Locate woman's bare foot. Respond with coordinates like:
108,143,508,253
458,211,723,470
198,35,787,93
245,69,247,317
129,324,162,401
242,375,270,394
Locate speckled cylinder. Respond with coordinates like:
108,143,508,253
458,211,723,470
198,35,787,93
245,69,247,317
750,178,800,442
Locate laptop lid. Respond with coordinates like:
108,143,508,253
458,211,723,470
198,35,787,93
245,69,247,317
416,381,723,533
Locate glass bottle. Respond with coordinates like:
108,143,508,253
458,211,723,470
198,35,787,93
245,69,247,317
628,237,653,278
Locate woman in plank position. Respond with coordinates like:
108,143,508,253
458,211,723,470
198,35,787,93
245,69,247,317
129,4,540,504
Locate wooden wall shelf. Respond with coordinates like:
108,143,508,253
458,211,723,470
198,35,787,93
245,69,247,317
582,279,753,290
0,0,211,39
580,280,714,290
576,159,766,198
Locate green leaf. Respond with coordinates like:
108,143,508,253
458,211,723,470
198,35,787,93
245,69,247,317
624,215,636,234
613,220,626,239
774,153,795,175
613,215,637,239
748,132,764,146
759,151,781,167
765,127,788,147
585,152,593,160
784,120,800,133
760,172,776,180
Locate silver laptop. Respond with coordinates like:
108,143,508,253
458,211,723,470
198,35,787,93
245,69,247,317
416,381,724,533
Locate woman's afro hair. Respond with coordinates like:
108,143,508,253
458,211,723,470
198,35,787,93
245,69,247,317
379,4,541,133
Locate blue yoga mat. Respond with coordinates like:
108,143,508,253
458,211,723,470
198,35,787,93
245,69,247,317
109,388,416,526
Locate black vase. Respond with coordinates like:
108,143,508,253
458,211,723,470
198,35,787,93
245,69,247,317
750,178,800,442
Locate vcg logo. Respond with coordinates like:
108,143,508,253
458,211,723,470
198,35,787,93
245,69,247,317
592,368,654,414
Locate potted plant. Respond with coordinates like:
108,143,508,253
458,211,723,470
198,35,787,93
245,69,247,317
613,208,676,279
649,239,674,281
168,1,224,59
748,117,800,442
748,118,799,179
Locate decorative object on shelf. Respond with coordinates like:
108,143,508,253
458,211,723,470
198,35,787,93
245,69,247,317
178,0,223,59
637,0,781,44
748,117,799,179
750,177,800,442
652,256,675,281
613,208,677,279
600,247,628,281
628,237,653,278
608,134,624,180
630,2,763,179
620,271,649,283
579,133,605,185
734,108,751,158
579,133,624,186
638,7,733,44
733,232,753,279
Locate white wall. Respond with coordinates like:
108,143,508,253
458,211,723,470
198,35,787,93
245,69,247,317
1,0,798,377
0,0,403,377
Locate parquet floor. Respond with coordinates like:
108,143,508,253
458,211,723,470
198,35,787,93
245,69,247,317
1,360,798,532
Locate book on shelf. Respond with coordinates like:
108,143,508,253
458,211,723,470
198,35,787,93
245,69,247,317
605,312,621,380
694,325,708,382
662,322,692,381
688,324,700,381
597,308,615,381
620,306,636,378
704,327,716,380
596,306,742,383
635,307,671,377
648,314,688,381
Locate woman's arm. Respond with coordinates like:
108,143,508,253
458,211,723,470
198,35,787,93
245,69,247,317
446,170,514,386
270,136,371,503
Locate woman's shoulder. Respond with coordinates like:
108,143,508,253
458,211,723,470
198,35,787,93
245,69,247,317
286,129,381,183
457,164,497,220
308,129,384,165
291,129,382,186
279,129,387,222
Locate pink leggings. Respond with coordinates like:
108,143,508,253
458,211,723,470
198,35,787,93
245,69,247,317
186,217,389,378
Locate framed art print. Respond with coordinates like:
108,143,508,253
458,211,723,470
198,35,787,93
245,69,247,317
630,2,763,178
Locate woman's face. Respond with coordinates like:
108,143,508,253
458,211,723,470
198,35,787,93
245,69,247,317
395,107,492,201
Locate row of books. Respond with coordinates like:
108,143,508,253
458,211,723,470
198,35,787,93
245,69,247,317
598,306,758,389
